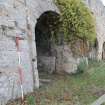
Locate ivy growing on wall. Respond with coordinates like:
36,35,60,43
54,0,96,44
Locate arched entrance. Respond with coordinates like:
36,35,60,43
102,42,105,60
35,11,60,74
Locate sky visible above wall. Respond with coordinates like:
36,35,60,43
101,0,105,6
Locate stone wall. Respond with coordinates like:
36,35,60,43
0,0,59,104
84,0,105,60
0,0,105,104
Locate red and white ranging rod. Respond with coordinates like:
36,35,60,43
16,36,24,101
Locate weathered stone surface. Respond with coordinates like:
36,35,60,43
38,56,56,74
0,0,105,104
55,45,78,74
0,0,59,104
84,0,105,60
62,46,77,74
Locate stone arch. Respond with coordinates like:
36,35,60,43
31,0,60,23
94,38,98,49
35,10,60,74
97,38,104,61
102,42,105,60
30,2,60,89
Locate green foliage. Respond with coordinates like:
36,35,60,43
55,0,96,43
27,95,35,105
7,61,105,105
77,59,88,73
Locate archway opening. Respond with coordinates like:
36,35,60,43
102,42,105,60
35,11,60,74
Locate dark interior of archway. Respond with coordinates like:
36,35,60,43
35,11,60,56
35,11,60,73
102,42,105,60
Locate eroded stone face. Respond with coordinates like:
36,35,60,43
84,0,105,60
0,0,59,104
0,0,105,104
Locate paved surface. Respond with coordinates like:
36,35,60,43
91,94,105,105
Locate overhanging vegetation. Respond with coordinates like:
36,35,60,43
54,0,96,44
